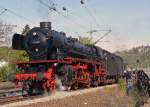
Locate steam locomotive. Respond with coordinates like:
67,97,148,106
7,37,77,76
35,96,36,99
10,22,125,95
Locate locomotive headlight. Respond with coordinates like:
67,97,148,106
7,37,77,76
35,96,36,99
35,48,39,52
54,63,58,66
33,32,37,36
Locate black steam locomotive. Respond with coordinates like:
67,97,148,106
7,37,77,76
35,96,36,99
11,22,125,95
13,22,104,61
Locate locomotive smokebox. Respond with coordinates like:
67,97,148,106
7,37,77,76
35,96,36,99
40,22,51,29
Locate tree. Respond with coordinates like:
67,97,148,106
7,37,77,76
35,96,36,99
0,21,13,46
22,24,30,36
78,36,93,45
0,47,29,82
0,21,13,37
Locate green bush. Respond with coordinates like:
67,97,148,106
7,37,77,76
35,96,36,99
0,47,29,62
0,66,9,81
0,64,15,82
118,79,126,92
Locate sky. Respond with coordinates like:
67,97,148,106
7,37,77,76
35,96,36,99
0,0,150,52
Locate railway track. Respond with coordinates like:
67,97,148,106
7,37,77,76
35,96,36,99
0,87,46,105
0,95,24,105
0,94,44,105
0,87,27,105
0,88,22,97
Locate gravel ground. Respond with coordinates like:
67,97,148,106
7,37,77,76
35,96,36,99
2,84,134,107
22,86,133,107
144,99,150,107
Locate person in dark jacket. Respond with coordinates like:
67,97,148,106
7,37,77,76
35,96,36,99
125,70,132,95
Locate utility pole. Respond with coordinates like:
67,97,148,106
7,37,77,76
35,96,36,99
87,30,98,37
93,29,111,45
87,29,112,44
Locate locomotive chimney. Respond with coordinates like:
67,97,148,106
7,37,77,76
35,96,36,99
40,22,51,30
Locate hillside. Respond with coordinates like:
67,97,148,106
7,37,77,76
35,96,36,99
116,45,150,69
1,45,150,69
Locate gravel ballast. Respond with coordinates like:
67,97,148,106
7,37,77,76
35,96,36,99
1,85,117,107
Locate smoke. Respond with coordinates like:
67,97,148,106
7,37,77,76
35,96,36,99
55,75,67,91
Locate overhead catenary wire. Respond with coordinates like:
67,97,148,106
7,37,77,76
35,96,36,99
37,0,89,31
87,29,110,37
80,0,111,30
80,0,112,44
80,0,101,29
7,9,35,24
38,0,68,18
61,7,92,31
0,5,36,25
0,9,7,16
87,29,112,34
93,29,112,45
64,8,91,29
